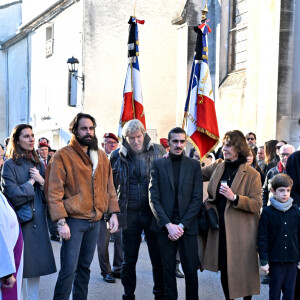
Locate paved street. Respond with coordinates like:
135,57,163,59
40,240,269,300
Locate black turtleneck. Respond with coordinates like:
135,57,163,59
170,152,184,221
217,156,247,269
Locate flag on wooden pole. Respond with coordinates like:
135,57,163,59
182,5,219,160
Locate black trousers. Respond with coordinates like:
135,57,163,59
269,262,297,300
121,213,165,299
157,232,199,300
295,269,300,300
96,218,122,277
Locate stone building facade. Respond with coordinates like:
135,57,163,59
0,0,299,149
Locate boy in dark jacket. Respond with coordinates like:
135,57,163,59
258,173,300,300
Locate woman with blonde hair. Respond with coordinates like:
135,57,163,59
1,124,56,300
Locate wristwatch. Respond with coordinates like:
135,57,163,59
233,194,237,201
57,220,67,226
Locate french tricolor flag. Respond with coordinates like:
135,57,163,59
118,17,146,138
183,22,219,160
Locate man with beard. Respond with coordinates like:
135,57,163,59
110,119,166,300
45,113,120,300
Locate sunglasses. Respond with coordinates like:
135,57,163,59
276,145,282,150
247,137,255,141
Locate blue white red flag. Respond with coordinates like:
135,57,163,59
118,17,146,138
183,22,219,160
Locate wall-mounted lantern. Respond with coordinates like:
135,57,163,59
67,56,84,90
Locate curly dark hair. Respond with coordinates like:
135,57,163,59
222,130,249,158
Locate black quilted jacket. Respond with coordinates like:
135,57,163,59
110,134,165,228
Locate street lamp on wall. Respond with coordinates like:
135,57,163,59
67,56,85,90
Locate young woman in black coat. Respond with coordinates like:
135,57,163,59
1,124,56,300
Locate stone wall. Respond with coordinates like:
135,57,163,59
83,0,179,141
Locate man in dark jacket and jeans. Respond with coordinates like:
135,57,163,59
110,119,165,300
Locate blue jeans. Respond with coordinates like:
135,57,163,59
53,217,100,300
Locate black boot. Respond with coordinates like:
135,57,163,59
175,262,184,278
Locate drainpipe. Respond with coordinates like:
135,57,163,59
27,34,30,124
5,49,9,136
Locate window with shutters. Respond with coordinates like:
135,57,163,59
228,0,248,72
46,24,54,57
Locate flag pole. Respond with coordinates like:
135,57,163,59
181,1,219,160
130,62,136,119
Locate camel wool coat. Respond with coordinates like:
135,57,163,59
202,159,262,299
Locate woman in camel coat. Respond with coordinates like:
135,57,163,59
202,130,262,300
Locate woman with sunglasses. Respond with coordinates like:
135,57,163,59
201,130,262,300
1,124,56,300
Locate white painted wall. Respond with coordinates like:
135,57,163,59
29,0,83,149
6,38,30,133
1,0,83,149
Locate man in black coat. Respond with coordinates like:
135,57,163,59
286,118,300,300
149,127,203,300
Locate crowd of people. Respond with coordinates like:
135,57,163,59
0,114,299,300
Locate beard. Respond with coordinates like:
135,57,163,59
76,134,98,150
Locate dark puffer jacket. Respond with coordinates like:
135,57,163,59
110,134,165,228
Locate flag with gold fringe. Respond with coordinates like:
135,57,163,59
118,16,146,138
182,6,219,160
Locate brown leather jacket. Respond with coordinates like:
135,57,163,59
45,135,119,222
